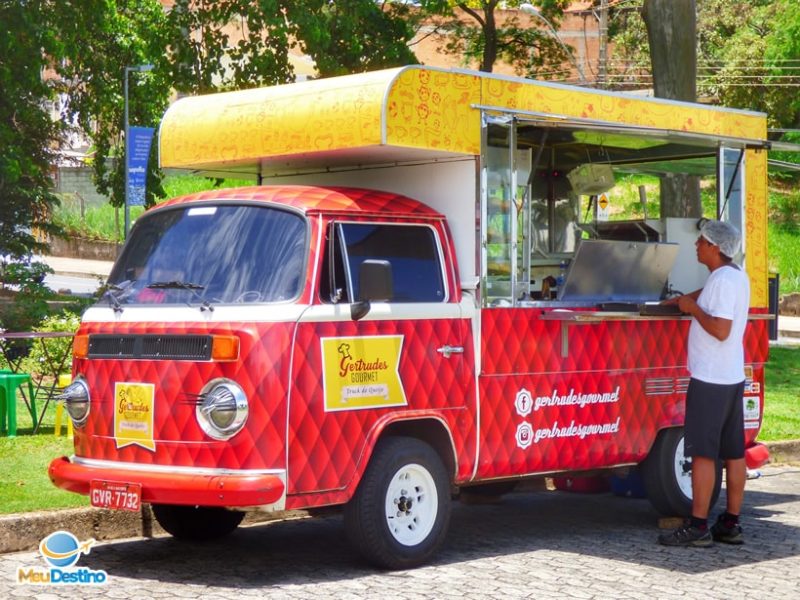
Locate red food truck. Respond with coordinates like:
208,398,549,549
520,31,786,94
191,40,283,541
50,67,771,568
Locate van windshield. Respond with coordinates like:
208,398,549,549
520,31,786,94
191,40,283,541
104,204,306,306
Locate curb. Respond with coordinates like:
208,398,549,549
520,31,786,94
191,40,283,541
0,507,307,556
2,440,798,556
764,439,800,465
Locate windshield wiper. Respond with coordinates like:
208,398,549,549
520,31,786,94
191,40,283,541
101,283,128,313
147,281,214,312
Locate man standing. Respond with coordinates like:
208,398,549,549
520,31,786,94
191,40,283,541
658,220,750,547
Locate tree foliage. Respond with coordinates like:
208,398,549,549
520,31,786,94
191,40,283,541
51,1,170,209
0,0,62,257
76,0,415,206
1,0,420,249
164,0,295,94
164,1,418,93
609,0,800,131
287,1,419,78
699,0,800,130
420,0,575,77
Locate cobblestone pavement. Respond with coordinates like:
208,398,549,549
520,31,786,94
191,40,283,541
3,465,799,599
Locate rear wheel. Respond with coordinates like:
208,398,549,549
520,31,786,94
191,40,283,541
641,427,722,516
151,504,244,541
344,436,451,569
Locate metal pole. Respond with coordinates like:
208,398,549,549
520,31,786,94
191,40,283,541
521,4,587,85
123,66,130,240
598,0,609,88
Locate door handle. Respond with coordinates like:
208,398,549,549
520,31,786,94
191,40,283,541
436,345,464,358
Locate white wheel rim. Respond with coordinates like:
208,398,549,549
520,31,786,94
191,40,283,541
674,437,693,499
384,463,439,547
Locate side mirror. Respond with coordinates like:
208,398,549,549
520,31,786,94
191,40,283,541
351,259,393,321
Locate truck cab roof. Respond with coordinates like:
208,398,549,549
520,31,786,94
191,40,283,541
155,185,445,221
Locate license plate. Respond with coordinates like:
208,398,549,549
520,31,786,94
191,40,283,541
90,480,142,512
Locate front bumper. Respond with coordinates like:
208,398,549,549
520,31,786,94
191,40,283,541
49,456,286,508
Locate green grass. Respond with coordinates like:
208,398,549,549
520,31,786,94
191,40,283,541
0,398,89,515
52,196,144,243
162,174,253,198
761,345,800,441
768,225,800,295
609,174,719,221
1,345,797,514
53,174,253,242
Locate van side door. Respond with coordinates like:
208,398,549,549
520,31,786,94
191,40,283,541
286,220,476,503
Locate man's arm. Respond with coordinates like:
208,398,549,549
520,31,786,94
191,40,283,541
662,288,702,305
677,294,733,341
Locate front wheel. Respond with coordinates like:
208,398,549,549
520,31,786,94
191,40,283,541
640,427,722,516
151,504,244,541
344,436,451,569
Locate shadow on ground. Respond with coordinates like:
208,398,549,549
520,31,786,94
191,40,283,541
76,470,800,587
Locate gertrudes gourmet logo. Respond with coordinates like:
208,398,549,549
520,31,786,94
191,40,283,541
114,382,155,450
321,336,406,411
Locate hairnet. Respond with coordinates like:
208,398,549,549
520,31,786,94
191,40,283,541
700,220,741,258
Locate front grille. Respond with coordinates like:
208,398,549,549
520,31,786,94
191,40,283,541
88,335,213,361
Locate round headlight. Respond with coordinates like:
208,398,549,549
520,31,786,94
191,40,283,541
60,377,91,427
196,379,248,440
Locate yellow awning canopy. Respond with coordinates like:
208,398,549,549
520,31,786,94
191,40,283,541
159,65,767,177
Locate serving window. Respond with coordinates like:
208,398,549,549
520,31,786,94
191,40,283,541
480,112,757,307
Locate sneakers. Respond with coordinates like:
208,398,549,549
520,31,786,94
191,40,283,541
658,523,712,547
711,514,744,545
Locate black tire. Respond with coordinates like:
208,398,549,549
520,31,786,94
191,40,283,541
344,436,451,570
641,427,722,516
151,504,244,541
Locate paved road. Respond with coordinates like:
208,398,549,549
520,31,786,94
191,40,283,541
3,466,799,599
44,272,103,296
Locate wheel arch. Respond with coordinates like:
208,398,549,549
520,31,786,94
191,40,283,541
380,418,458,481
641,421,684,465
348,416,458,499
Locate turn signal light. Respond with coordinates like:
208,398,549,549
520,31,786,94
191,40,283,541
73,335,89,359
211,335,240,361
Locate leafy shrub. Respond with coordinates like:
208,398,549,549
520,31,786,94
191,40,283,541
0,260,51,286
16,311,81,378
0,259,55,332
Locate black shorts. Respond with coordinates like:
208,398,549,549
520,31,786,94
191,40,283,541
684,378,745,460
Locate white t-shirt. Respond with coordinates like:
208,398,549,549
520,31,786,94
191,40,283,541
687,264,750,384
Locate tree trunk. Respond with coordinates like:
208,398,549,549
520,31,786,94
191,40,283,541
481,5,498,72
642,0,701,218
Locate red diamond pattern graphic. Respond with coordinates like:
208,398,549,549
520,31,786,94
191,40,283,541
72,320,291,471
287,317,477,505
476,309,767,479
